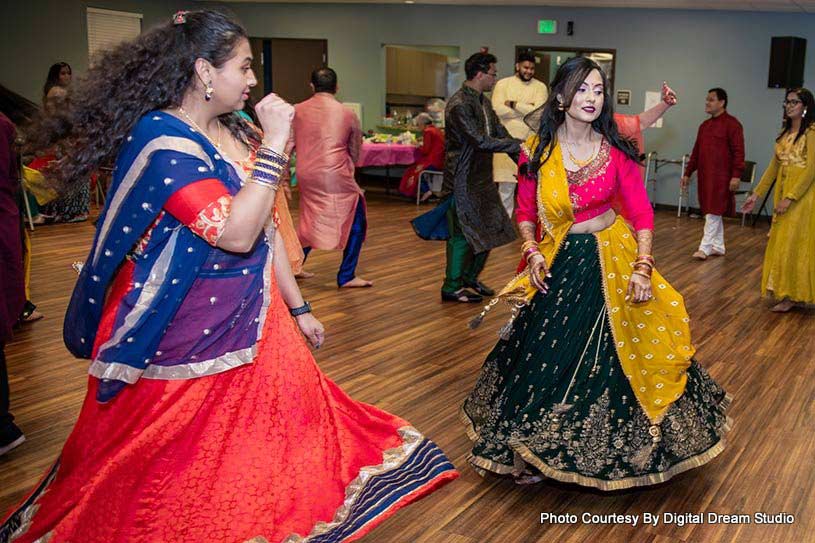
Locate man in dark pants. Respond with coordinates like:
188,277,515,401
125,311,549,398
0,111,25,456
440,52,521,302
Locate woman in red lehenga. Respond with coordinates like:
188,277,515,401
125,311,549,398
1,10,456,543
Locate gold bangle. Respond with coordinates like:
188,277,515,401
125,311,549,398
255,157,285,168
631,270,652,280
253,161,284,174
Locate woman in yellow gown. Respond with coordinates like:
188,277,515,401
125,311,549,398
743,88,815,312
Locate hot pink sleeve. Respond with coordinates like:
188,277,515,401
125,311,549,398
516,149,538,224
614,149,654,231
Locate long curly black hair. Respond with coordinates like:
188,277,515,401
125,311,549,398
36,9,260,186
778,87,814,143
524,56,639,175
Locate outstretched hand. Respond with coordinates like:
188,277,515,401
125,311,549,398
741,193,758,214
662,81,678,106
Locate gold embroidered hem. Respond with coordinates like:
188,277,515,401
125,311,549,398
463,393,732,490
282,426,456,543
509,419,730,491
511,392,732,491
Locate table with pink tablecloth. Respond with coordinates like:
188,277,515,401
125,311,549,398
357,142,420,167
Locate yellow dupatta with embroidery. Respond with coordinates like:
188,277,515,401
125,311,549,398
499,137,695,424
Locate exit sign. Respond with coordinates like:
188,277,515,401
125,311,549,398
538,20,557,34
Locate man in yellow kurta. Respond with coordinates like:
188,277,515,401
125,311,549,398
491,52,548,217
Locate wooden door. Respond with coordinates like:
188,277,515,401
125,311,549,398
250,38,328,105
271,38,327,104
536,54,551,86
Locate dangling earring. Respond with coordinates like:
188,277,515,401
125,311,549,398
205,81,214,101
557,102,565,111
803,108,808,118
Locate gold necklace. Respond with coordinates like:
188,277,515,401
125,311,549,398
562,137,599,168
178,106,222,149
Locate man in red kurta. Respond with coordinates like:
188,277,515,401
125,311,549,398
681,88,745,260
293,67,370,287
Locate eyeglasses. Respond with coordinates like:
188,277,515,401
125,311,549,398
484,71,498,78
784,99,802,106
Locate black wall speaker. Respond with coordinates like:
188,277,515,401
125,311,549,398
768,37,806,89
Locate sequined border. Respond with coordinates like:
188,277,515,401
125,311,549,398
460,395,733,491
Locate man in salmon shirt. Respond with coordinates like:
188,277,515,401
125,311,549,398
293,67,371,288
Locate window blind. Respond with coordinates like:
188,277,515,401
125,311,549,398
87,7,142,63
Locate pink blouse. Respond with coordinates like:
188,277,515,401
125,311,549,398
516,139,654,231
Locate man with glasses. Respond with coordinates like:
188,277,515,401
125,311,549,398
437,52,521,302
681,87,745,260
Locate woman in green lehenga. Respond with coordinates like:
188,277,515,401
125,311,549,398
461,57,731,490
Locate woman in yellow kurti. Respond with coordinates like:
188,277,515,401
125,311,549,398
743,88,815,312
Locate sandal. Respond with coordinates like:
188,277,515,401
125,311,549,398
19,300,44,323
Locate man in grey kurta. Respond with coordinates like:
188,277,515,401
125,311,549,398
440,52,521,302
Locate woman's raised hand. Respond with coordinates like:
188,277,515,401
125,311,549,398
662,81,678,106
255,93,295,154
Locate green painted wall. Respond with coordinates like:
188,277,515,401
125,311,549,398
3,1,814,206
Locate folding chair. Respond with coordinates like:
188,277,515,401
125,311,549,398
732,160,756,226
416,169,443,205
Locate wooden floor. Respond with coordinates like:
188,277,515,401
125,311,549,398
2,191,813,543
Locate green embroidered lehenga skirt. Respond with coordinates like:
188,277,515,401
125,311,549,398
461,234,732,490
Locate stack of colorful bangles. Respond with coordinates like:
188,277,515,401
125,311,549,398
632,254,655,279
521,240,541,264
250,146,289,189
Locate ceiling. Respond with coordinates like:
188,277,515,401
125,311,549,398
220,0,815,11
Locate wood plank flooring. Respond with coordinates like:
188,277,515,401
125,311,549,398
2,191,813,543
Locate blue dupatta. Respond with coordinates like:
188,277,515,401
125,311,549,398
64,112,273,402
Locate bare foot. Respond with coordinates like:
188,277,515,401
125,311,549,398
515,474,543,485
295,270,315,279
771,299,795,313
339,277,373,288
692,250,708,260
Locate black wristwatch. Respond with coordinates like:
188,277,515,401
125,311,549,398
289,301,312,317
